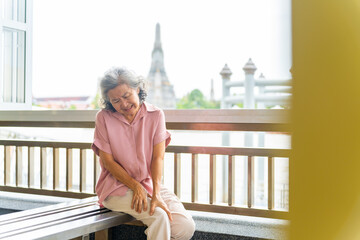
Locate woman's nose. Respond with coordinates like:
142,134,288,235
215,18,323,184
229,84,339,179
119,99,127,108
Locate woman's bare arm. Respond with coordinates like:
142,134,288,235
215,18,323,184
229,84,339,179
149,140,173,221
99,149,148,213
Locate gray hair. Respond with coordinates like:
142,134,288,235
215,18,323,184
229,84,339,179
100,67,147,112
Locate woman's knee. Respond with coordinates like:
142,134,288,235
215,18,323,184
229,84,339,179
171,214,195,240
143,208,171,239
152,207,169,221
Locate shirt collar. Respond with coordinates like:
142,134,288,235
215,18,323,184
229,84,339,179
143,101,157,112
134,102,156,122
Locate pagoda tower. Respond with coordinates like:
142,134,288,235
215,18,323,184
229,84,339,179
146,23,176,109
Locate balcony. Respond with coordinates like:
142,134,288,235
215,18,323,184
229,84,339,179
0,109,289,239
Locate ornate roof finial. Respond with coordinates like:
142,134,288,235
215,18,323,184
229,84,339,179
243,58,257,74
220,64,232,79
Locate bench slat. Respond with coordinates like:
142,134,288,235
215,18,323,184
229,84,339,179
0,196,137,240
0,202,98,226
1,211,134,240
0,205,106,236
0,196,98,223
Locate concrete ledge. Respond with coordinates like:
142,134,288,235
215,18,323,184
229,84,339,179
0,191,76,210
190,210,289,240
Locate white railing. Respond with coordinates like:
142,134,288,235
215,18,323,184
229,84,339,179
0,109,290,219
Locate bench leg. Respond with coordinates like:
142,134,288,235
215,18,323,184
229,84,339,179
95,229,111,240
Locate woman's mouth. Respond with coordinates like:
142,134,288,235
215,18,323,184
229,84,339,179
123,105,133,112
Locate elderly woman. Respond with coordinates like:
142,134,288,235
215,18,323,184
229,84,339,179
92,67,195,240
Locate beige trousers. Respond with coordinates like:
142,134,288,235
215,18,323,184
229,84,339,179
102,186,195,240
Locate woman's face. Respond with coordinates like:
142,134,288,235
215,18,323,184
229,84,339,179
107,84,140,122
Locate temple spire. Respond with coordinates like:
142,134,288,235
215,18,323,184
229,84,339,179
150,23,165,74
155,23,161,49
146,23,176,109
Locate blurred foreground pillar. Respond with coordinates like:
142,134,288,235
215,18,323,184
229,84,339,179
291,0,360,239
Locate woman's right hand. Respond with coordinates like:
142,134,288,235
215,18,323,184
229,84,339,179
98,150,149,213
131,183,149,213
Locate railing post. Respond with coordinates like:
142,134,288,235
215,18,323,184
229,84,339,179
40,147,47,189
191,154,198,203
80,149,87,192
53,148,60,190
3,146,5,185
4,146,11,185
221,133,230,203
28,147,35,187
16,146,22,186
268,157,275,210
66,148,73,191
228,155,235,206
248,156,254,208
209,154,216,204
174,153,181,198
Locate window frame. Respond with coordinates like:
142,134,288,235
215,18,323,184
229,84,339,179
0,0,32,110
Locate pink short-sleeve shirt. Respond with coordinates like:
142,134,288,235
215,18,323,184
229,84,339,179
92,102,171,204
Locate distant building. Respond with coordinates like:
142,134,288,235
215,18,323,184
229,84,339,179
146,23,176,109
33,96,93,110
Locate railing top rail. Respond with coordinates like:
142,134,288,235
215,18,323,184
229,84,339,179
0,109,290,131
0,139,290,157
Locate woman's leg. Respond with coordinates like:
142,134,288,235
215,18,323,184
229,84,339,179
103,190,171,240
160,186,196,240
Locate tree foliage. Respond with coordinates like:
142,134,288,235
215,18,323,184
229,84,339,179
176,89,220,109
68,104,77,110
91,93,101,109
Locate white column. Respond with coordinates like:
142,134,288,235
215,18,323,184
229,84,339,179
220,64,232,109
219,64,232,202
243,58,257,109
257,73,266,109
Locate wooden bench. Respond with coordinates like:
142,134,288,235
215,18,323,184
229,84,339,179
0,196,137,240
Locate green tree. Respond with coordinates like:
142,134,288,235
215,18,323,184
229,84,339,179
92,93,101,109
236,103,244,108
176,89,220,109
68,104,77,110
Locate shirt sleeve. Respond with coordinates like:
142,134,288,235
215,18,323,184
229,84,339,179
153,109,171,147
92,111,112,156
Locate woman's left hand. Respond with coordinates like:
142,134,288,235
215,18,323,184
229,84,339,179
149,194,173,221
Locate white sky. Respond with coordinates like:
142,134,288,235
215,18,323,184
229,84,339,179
32,0,292,100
